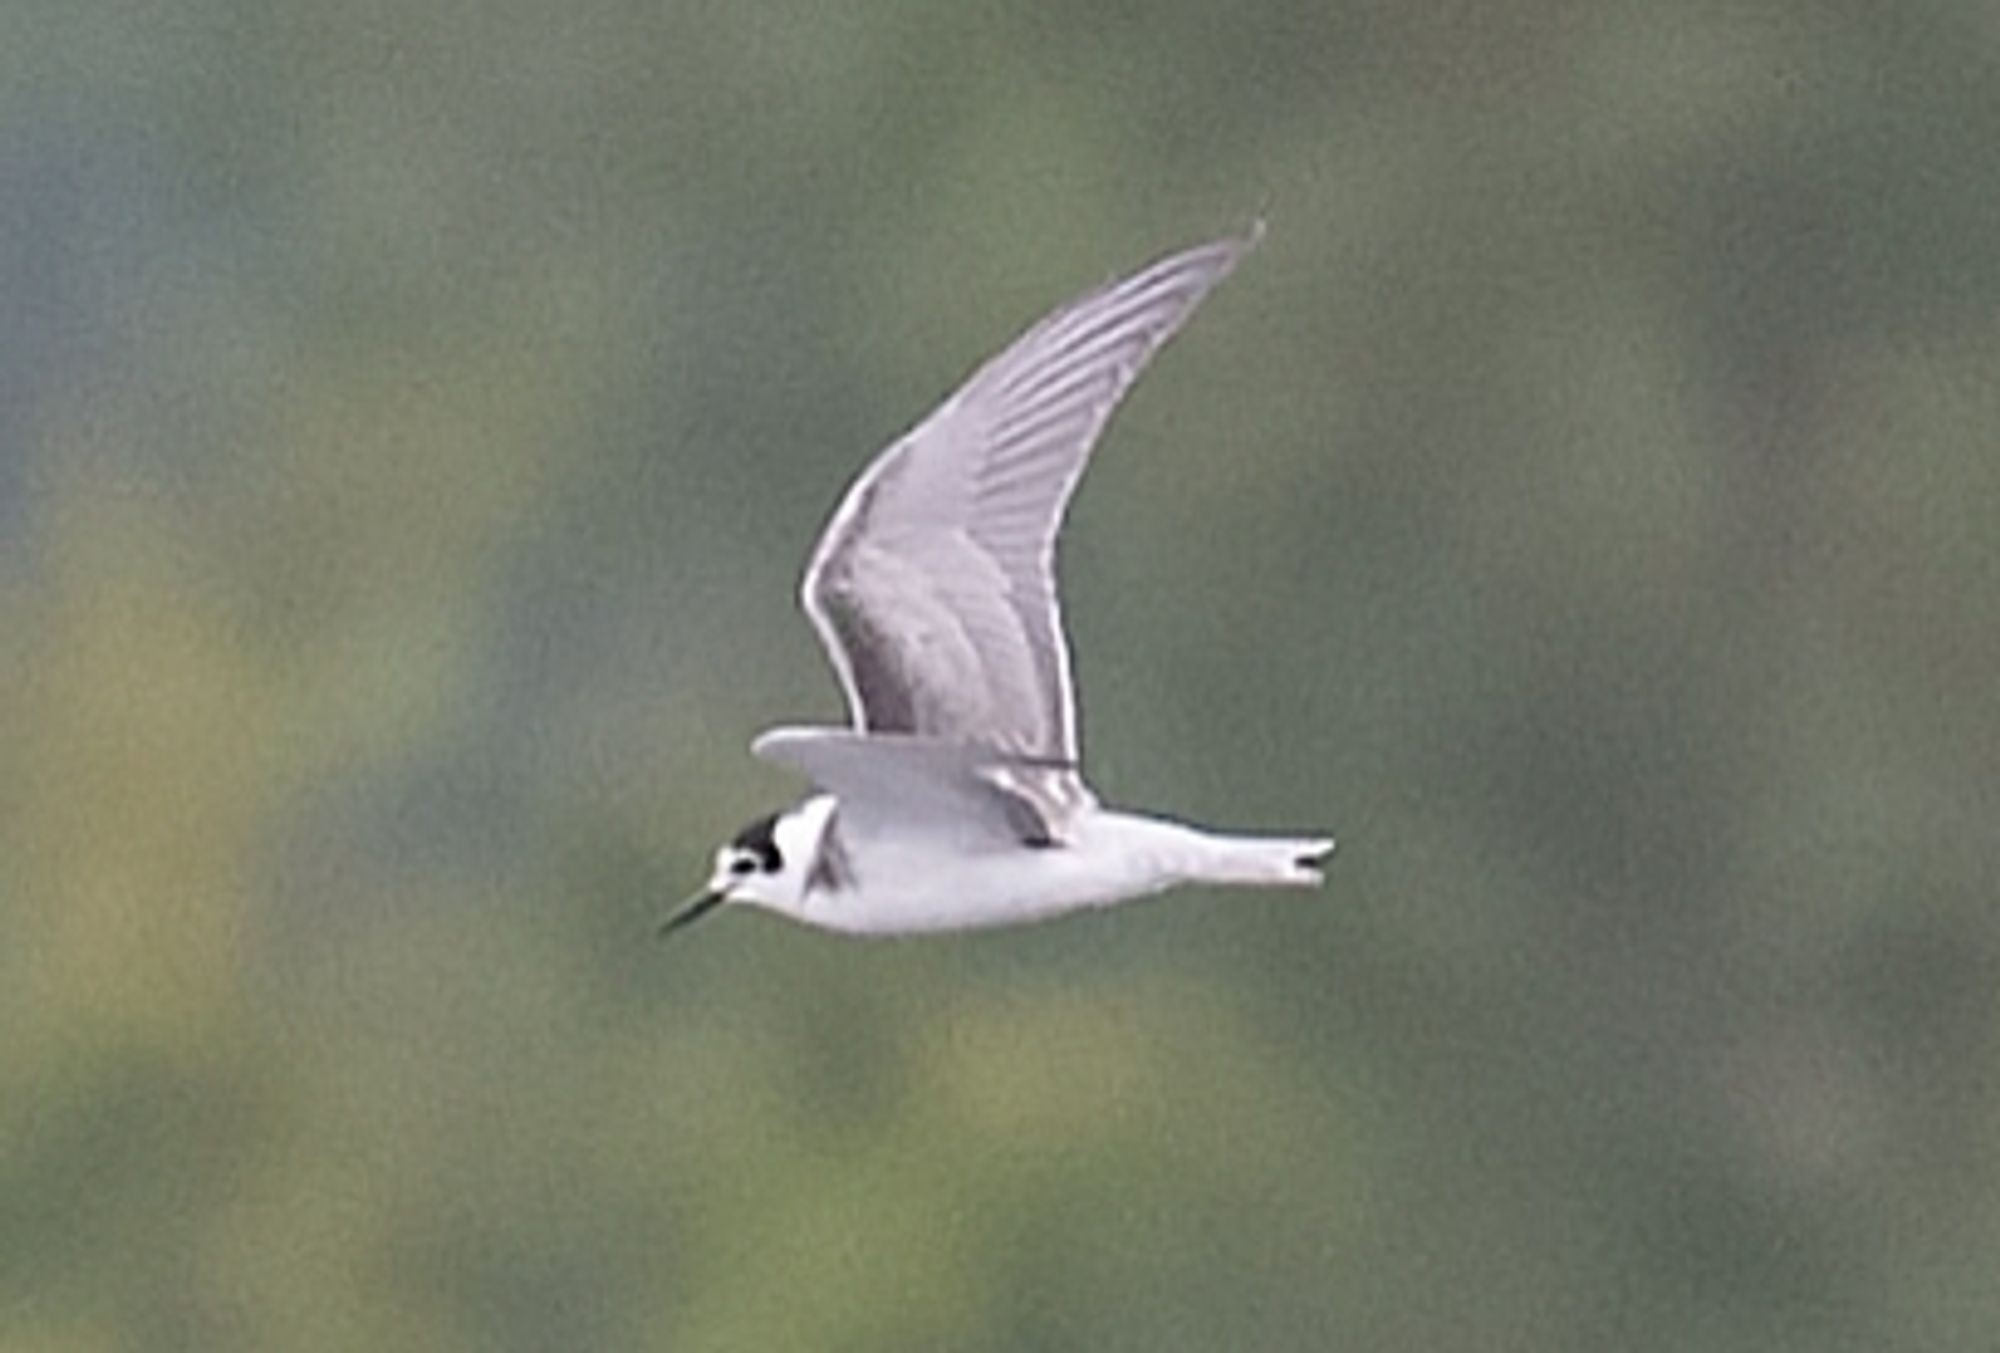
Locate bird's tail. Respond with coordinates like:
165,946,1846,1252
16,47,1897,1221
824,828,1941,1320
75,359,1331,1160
1192,832,1336,888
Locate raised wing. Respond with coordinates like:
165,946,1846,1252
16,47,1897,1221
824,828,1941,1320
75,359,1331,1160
752,725,1066,849
800,227,1261,772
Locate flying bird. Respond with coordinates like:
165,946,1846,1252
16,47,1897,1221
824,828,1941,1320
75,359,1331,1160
664,226,1332,936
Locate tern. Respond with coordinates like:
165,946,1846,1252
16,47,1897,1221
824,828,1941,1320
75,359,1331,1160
664,226,1333,936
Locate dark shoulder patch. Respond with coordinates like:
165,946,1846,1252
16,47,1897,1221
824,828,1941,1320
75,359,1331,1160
807,809,854,893
998,790,1061,849
731,811,783,872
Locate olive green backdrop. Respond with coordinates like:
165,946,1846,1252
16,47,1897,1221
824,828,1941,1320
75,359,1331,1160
5,2,1998,1349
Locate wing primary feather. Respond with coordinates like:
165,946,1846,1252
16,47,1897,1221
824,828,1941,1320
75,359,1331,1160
794,226,1262,781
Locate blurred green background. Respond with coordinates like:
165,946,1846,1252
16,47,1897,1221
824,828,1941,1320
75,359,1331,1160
6,1,1999,1349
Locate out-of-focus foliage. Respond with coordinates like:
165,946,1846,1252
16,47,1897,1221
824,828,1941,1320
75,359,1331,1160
5,1,1998,1348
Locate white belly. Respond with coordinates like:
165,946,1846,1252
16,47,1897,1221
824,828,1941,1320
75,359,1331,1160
794,811,1206,935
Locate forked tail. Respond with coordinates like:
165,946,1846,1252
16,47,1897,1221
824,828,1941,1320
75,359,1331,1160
1195,833,1336,888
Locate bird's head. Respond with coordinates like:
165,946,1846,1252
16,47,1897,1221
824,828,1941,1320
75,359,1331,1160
660,801,826,936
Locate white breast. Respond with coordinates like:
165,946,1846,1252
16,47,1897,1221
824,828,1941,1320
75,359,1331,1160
790,809,1207,934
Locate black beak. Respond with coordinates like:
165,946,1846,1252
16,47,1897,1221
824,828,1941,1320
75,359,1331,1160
657,889,727,939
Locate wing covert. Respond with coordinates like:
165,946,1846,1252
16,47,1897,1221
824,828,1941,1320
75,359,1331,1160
753,726,1066,849
799,227,1261,771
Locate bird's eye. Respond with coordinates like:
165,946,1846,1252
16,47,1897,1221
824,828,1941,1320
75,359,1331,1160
729,857,754,875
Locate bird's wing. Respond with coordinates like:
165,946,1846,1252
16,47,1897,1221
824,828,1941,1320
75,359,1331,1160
752,725,1066,850
799,228,1261,781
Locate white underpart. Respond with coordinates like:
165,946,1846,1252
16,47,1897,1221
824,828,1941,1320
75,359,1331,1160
741,801,1331,935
